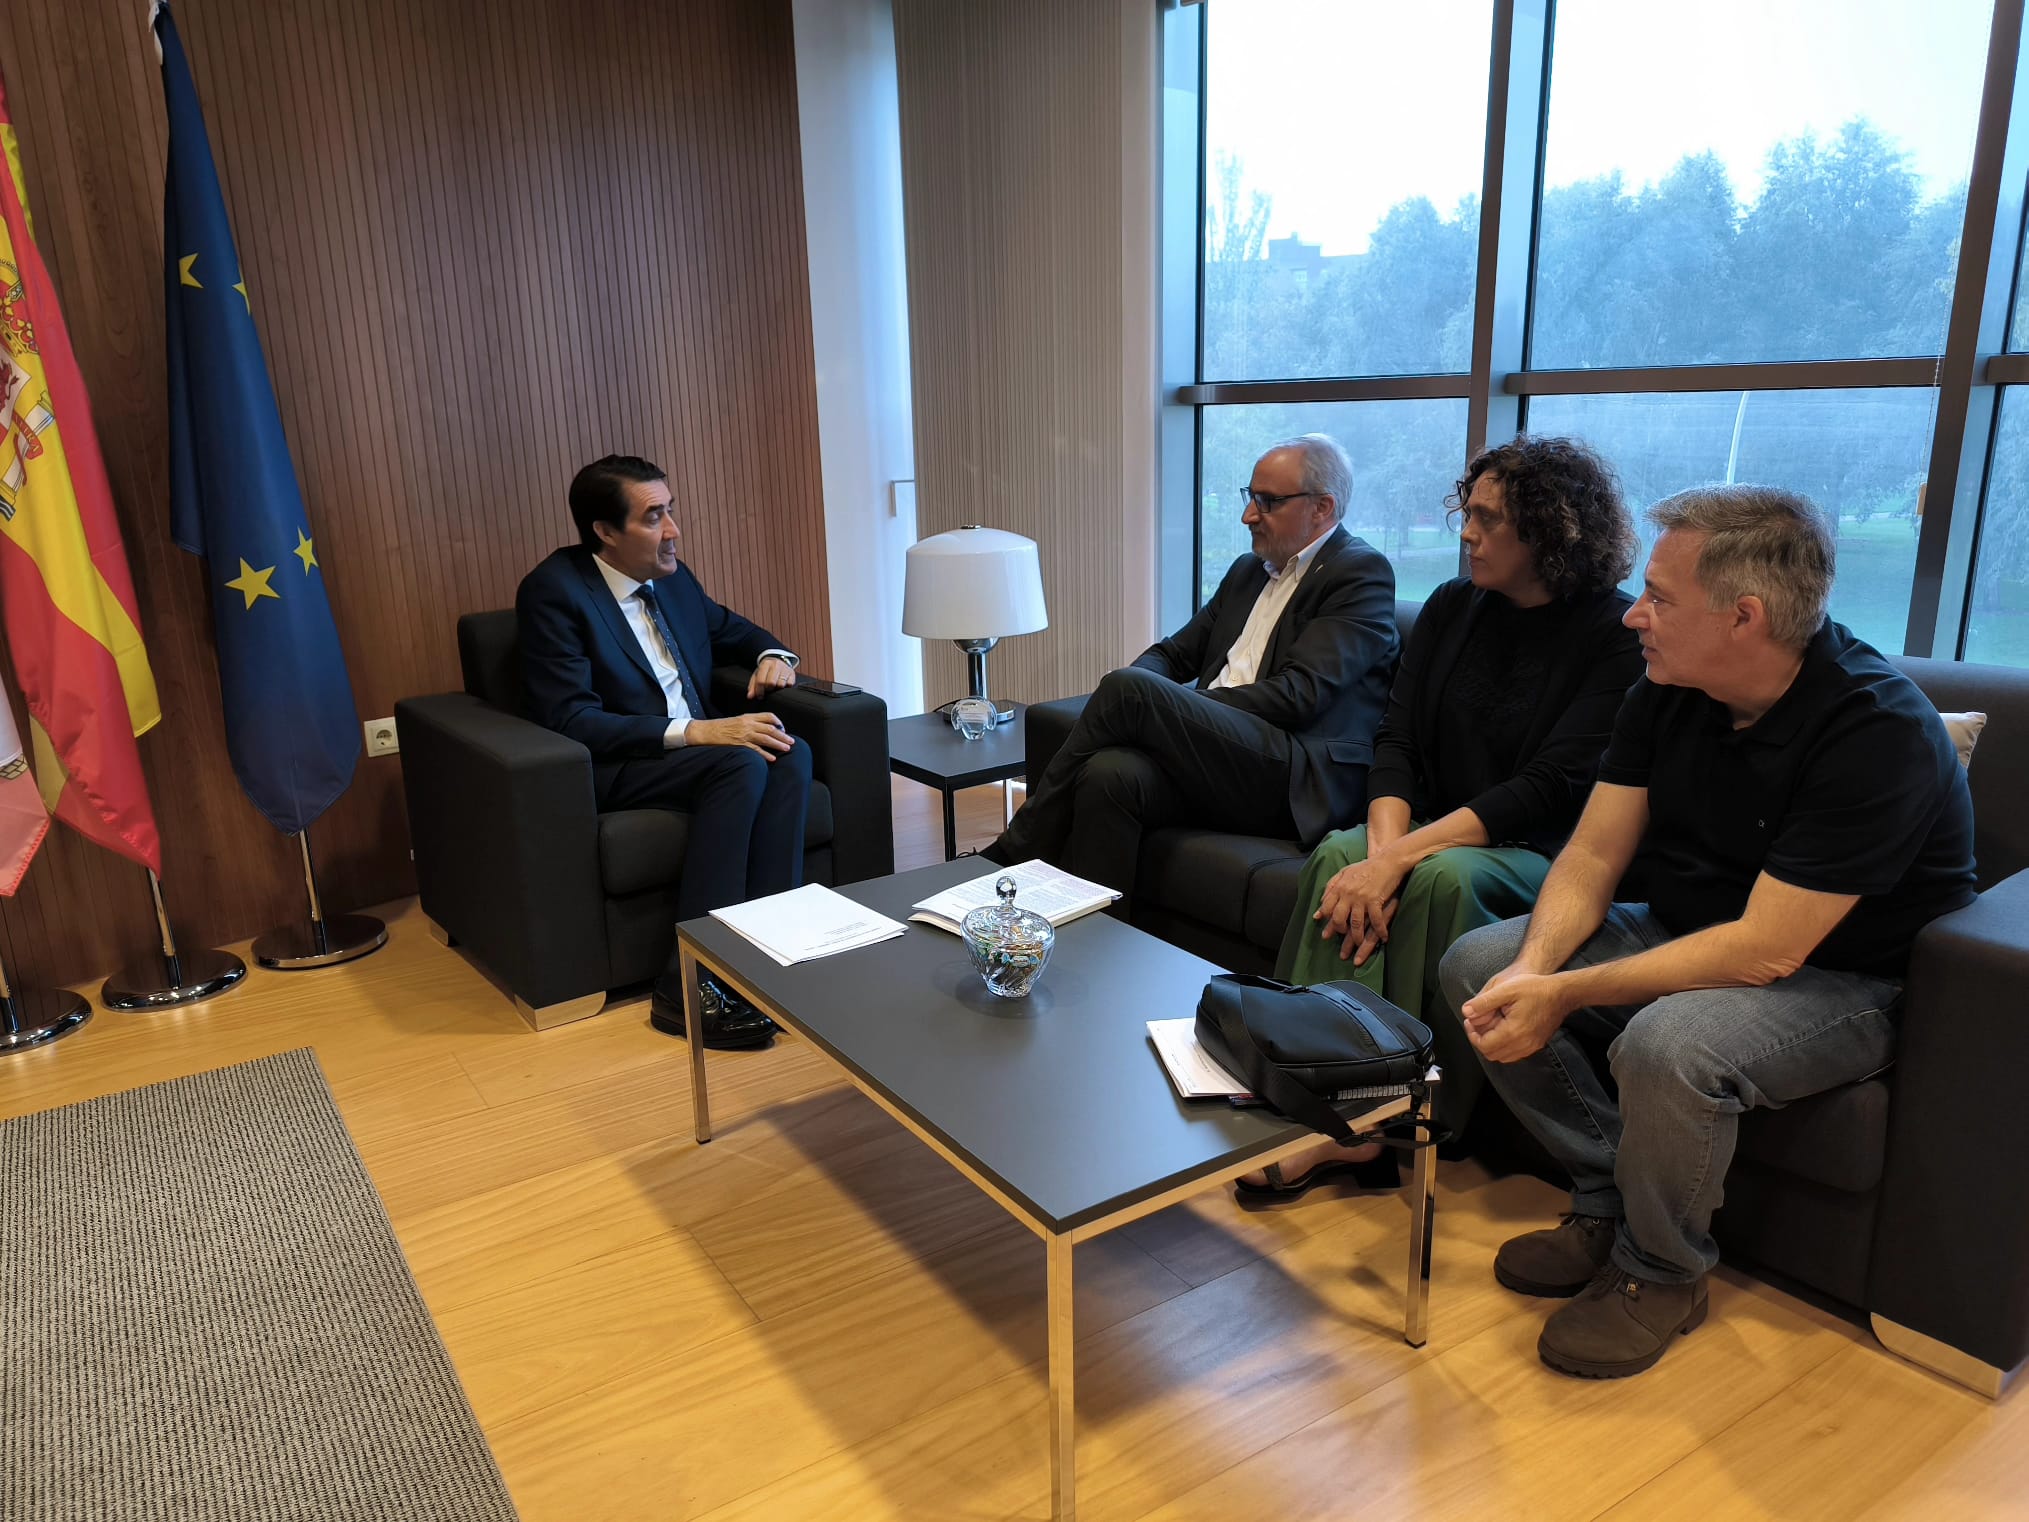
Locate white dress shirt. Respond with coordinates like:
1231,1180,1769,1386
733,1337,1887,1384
590,554,796,748
1209,524,1336,691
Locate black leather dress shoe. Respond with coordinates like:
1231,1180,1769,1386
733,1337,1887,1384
649,976,778,1049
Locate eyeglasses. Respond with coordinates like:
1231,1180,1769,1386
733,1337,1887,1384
1239,488,1319,513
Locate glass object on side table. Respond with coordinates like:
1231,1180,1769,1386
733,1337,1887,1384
950,696,997,741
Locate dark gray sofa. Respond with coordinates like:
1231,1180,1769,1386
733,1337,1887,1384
1026,600,2029,1394
396,609,894,1028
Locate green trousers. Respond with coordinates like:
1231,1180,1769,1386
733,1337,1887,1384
1274,825,1551,1135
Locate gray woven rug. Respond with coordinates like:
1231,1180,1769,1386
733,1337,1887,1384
0,1048,518,1521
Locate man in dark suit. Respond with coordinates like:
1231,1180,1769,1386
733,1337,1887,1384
987,434,1398,913
517,454,810,1048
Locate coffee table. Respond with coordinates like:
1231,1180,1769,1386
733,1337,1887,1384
675,858,1436,1522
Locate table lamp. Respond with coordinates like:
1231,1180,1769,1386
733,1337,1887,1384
902,525,1048,724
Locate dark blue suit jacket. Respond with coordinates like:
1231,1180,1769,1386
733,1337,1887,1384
516,546,785,767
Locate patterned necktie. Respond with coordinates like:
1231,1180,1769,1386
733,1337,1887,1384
635,586,705,717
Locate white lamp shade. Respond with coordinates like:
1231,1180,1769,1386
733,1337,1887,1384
901,526,1049,640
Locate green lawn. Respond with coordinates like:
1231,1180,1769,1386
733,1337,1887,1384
1831,518,2029,668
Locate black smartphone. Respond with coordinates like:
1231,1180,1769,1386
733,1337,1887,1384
794,675,862,696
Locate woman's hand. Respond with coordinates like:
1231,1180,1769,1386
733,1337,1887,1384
1314,850,1412,965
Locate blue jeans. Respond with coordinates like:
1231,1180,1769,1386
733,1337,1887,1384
1437,907,1903,1284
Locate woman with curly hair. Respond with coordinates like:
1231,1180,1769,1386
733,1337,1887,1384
1240,435,1643,1200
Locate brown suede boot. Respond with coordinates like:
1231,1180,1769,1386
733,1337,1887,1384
1494,1214,1617,1298
1538,1266,1709,1379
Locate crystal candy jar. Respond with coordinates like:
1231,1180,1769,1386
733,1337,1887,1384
960,875,1055,999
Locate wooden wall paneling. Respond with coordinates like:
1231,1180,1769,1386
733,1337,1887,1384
0,0,831,988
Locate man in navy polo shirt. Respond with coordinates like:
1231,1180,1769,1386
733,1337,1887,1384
1438,484,1976,1379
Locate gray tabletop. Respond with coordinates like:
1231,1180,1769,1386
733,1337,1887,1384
678,858,1369,1234
887,708,1027,790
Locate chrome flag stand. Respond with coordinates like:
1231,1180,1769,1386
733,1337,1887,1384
101,870,246,1009
252,829,384,970
0,942,89,1053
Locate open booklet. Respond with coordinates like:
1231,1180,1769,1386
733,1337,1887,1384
1147,1017,1439,1107
909,859,1121,936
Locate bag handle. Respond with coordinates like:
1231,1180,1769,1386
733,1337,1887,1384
1360,1114,1454,1153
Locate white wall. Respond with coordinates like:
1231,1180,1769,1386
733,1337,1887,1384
792,0,924,715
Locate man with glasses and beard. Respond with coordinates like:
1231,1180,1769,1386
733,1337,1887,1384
984,433,1398,915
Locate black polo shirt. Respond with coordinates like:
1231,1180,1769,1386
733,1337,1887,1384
1596,620,1976,979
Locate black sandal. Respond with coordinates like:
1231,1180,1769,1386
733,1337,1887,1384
1234,1150,1401,1203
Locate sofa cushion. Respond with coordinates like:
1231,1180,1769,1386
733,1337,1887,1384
1733,1076,1891,1194
1243,853,1310,952
1140,829,1305,938
596,780,835,896
457,609,524,712
1938,709,1987,769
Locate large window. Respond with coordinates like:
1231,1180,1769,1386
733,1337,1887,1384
1967,392,2029,665
1173,0,2029,668
1200,0,1492,381
1534,0,1988,368
1201,402,1469,605
1528,390,1938,653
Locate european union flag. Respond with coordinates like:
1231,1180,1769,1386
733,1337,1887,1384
157,3,358,833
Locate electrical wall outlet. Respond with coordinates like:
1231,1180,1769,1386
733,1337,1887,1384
364,716,399,757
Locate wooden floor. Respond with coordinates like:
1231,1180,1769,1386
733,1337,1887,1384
4,774,2021,1521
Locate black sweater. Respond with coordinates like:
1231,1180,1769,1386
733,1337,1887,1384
1364,577,1643,855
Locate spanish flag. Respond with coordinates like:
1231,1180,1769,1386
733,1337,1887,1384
0,693,49,896
0,73,162,873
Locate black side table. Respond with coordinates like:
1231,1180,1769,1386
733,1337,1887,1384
888,705,1026,860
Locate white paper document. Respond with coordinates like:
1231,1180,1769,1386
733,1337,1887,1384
1146,1017,1440,1105
909,859,1121,936
1147,1017,1255,1099
709,883,908,967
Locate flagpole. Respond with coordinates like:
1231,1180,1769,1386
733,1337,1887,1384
101,870,247,1009
0,940,91,1053
251,827,385,970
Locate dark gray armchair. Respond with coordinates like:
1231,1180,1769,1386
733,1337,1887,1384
396,609,893,1027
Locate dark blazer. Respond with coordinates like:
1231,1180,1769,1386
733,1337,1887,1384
1365,576,1643,855
1132,525,1398,844
516,545,785,772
